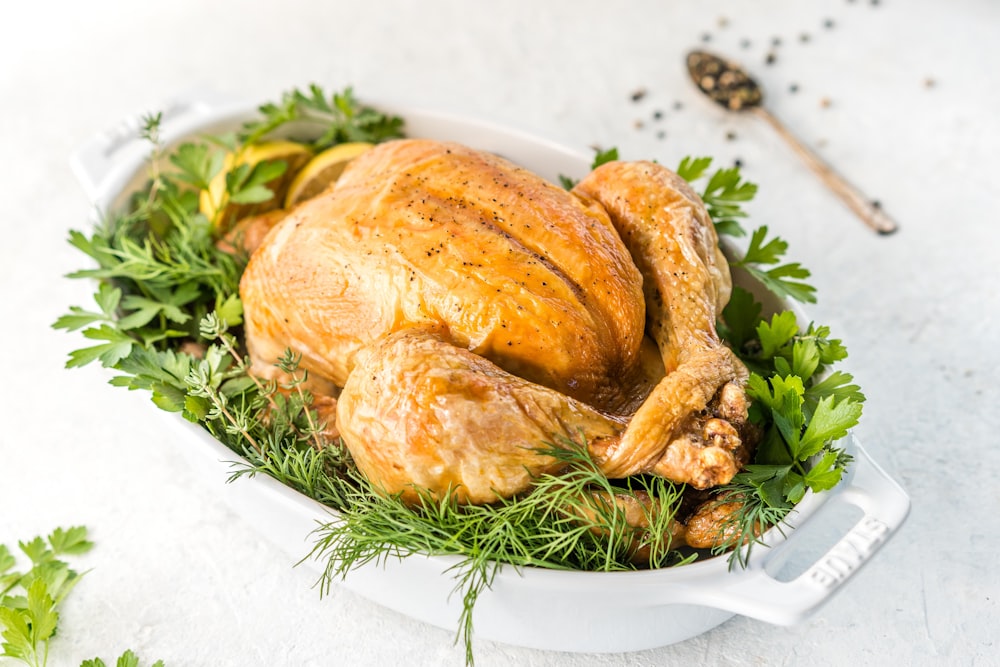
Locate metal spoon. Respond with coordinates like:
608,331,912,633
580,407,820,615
686,50,898,235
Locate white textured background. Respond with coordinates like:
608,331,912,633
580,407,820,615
1,1,998,665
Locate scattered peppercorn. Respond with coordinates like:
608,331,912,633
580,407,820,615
772,37,782,47
871,199,882,209
733,158,744,168
656,130,667,140
701,32,712,42
673,100,684,111
800,32,811,43
717,16,729,28
725,131,737,141
924,77,936,88
823,18,836,29
765,52,777,65
820,97,832,108
652,109,664,120
789,83,800,93
633,119,645,130
740,38,752,49
630,88,647,102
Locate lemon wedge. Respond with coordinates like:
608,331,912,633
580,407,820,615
199,140,313,232
284,142,374,207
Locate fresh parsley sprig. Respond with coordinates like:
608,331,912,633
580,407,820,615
676,156,757,237
1,528,165,667
678,157,863,567
0,527,92,667
679,156,817,304
80,650,165,667
731,227,816,303
710,287,865,567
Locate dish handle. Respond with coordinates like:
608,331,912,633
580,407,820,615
69,89,244,202
685,442,910,625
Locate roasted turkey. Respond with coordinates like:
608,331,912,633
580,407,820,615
239,138,751,505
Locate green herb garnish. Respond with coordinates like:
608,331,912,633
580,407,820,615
80,650,165,667
681,157,863,567
0,527,92,667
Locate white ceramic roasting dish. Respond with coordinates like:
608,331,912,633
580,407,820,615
70,93,911,654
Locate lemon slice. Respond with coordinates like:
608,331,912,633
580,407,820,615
199,140,313,232
284,142,374,207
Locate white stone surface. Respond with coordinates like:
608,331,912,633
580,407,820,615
1,1,997,665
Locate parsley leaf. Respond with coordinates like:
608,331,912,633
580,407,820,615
806,370,866,413
675,156,713,182
591,147,618,169
225,161,287,206
168,143,223,191
757,310,799,359
80,649,166,667
678,160,815,303
0,527,94,667
678,156,757,237
63,325,135,369
732,226,817,303
798,395,863,459
717,286,762,351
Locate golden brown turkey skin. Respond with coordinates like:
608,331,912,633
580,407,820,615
337,327,624,504
573,162,750,488
240,139,752,502
240,139,645,411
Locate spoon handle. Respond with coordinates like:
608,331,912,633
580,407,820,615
752,107,898,235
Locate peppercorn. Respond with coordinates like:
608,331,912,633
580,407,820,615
686,50,763,111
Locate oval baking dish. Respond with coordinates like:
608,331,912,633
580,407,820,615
69,93,910,654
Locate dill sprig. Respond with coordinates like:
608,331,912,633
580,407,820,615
309,437,689,664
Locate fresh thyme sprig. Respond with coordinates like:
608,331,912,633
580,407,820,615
678,156,816,304
677,156,758,237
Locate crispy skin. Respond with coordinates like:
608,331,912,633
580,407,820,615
240,139,645,411
240,141,752,502
574,162,750,488
338,328,623,504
